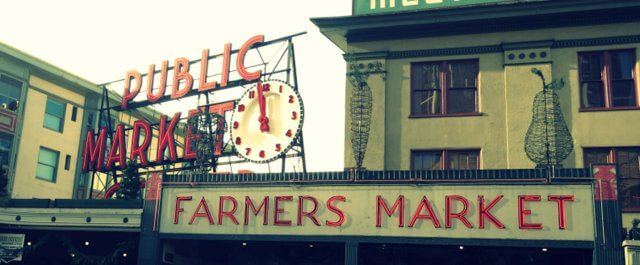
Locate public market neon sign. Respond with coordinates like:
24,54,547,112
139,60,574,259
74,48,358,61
82,35,265,172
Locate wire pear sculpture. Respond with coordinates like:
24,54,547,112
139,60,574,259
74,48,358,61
346,59,385,170
524,68,574,168
347,62,373,170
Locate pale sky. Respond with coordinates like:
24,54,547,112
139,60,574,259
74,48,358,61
0,0,351,172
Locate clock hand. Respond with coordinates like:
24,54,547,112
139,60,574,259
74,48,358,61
257,82,270,132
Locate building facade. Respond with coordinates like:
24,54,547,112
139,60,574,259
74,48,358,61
0,42,105,199
0,41,165,200
313,0,640,230
2,0,640,264
0,42,145,265
309,0,638,264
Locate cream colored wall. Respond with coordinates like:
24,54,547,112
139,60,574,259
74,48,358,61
12,75,85,199
344,22,640,170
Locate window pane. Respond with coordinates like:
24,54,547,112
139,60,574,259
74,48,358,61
580,54,603,81
447,89,476,114
611,81,636,107
616,148,640,179
448,151,479,170
413,63,440,90
43,113,62,131
621,179,640,211
0,76,22,113
0,132,13,168
412,90,441,115
584,148,610,167
610,51,635,80
412,151,442,170
38,148,58,166
35,164,55,181
45,99,65,117
99,115,117,128
580,82,605,108
449,61,478,88
0,75,22,100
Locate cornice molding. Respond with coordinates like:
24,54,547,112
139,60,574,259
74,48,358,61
553,35,640,49
345,35,640,60
0,207,142,231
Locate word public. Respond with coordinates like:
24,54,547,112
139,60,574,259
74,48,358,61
120,35,264,109
82,35,266,172
172,194,575,230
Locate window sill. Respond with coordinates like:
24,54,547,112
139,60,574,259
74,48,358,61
579,106,640,112
43,126,63,134
35,176,56,183
409,113,484,119
622,209,640,214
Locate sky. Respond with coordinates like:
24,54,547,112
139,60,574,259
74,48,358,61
0,0,351,172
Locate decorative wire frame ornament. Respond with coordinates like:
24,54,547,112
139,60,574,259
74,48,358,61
524,68,574,168
185,111,226,174
346,58,385,170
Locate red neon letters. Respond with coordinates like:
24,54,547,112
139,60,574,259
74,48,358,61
121,35,265,109
172,194,575,230
82,104,233,172
518,195,543,230
174,195,346,228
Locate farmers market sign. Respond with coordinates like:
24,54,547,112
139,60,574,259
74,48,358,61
353,0,511,15
160,184,595,241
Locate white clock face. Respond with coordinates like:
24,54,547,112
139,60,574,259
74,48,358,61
230,80,304,163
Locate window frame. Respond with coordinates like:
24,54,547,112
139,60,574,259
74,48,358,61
583,146,640,212
36,146,59,183
578,49,639,111
0,74,23,113
410,149,481,170
410,59,480,118
71,106,78,122
64,154,71,171
43,97,66,133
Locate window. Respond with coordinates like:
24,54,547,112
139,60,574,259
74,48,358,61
411,150,480,170
411,60,478,116
0,75,22,112
36,147,59,182
71,106,78,122
584,147,640,211
0,132,13,170
64,155,71,171
579,50,637,109
43,98,65,132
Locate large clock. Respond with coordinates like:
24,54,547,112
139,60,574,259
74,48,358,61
230,80,304,163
